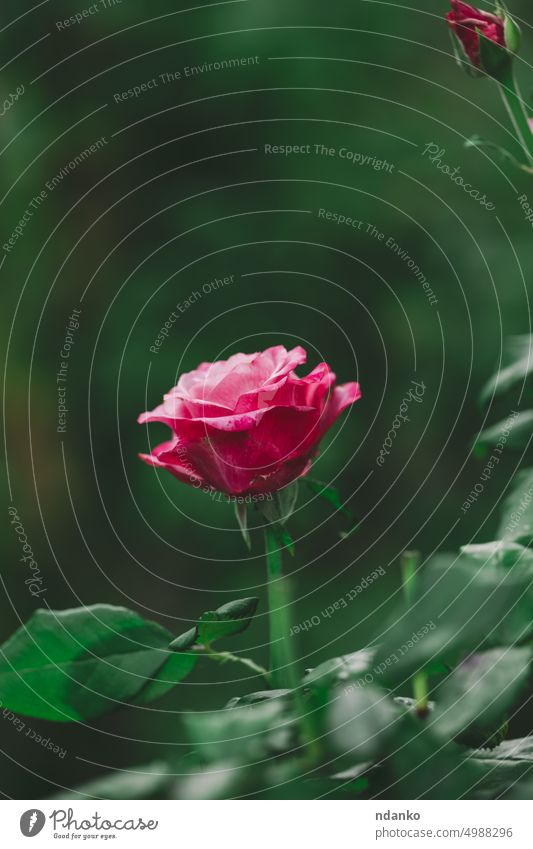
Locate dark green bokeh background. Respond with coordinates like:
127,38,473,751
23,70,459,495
1,0,533,797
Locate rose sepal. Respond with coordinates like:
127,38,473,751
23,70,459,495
495,0,521,54
234,501,252,551
257,481,299,527
503,12,521,56
477,27,513,80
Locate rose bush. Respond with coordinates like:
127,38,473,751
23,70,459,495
446,2,531,170
2,338,533,799
138,345,360,496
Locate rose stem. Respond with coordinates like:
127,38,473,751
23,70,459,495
498,68,533,167
400,550,429,718
264,526,298,690
265,525,322,765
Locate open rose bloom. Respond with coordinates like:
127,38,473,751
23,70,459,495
446,1,506,68
138,345,360,496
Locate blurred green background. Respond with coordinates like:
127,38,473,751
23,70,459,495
2,0,533,797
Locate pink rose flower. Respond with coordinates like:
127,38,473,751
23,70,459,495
138,345,360,496
447,1,505,68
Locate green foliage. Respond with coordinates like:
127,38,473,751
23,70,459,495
5,484,533,798
475,335,533,465
0,595,261,727
373,542,533,683
5,486,533,797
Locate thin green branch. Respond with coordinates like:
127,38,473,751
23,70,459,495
265,526,298,690
400,550,429,718
498,69,533,167
202,648,271,685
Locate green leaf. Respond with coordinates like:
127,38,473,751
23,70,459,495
388,718,481,800
178,763,249,801
178,714,306,800
479,335,533,406
431,648,531,741
169,627,197,652
460,539,533,567
498,467,533,546
185,699,292,763
0,606,173,722
304,477,359,537
53,761,174,800
305,649,376,692
459,543,533,640
170,598,259,651
304,478,353,518
476,410,533,453
226,689,290,708
326,684,400,764
132,651,197,705
373,544,533,682
197,597,259,646
277,524,296,556
470,738,533,799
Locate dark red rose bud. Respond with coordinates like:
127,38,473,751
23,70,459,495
447,1,520,79
447,1,505,67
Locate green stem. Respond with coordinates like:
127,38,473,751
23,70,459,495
498,69,533,167
400,551,429,718
400,550,419,605
264,524,323,766
203,649,271,685
264,526,298,690
412,672,429,717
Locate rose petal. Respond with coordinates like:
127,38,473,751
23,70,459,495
138,439,206,488
138,346,361,495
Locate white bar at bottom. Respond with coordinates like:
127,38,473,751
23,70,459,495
1,800,530,847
